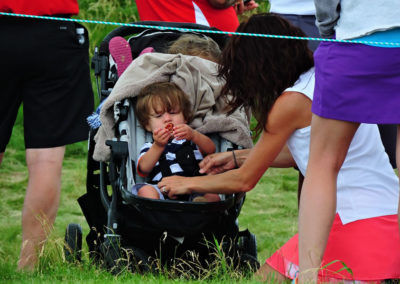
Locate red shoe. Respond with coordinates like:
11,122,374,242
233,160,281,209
109,36,132,77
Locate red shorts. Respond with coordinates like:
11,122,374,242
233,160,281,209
266,214,400,282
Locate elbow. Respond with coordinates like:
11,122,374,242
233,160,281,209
230,169,257,193
237,179,256,193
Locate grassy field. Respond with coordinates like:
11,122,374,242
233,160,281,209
0,0,301,282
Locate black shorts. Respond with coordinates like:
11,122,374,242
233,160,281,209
278,14,320,52
0,16,94,152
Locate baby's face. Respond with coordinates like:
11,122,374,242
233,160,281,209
145,105,186,133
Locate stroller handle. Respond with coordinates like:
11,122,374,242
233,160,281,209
98,21,228,55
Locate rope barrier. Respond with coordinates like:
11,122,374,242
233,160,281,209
1,12,400,47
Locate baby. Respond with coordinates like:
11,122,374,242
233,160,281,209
168,34,221,62
132,81,220,202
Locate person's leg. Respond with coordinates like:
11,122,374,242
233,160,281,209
18,147,65,270
0,152,3,164
378,124,397,168
137,184,161,199
255,262,288,283
203,193,221,202
298,115,359,283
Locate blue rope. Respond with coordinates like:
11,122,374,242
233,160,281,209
1,12,400,47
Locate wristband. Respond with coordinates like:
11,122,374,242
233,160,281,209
232,150,239,168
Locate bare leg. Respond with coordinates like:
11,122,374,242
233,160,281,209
255,262,288,283
0,152,3,164
18,147,65,270
298,115,358,283
203,193,221,202
137,185,160,199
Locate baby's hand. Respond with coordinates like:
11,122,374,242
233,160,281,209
153,127,172,146
173,124,194,141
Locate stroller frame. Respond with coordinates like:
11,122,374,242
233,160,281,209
65,21,259,275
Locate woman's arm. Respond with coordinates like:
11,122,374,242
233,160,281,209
199,149,251,175
314,0,341,38
271,145,296,168
158,92,310,197
198,145,295,175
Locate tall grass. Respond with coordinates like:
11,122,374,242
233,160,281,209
0,1,301,282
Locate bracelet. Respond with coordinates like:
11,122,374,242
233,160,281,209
232,150,239,168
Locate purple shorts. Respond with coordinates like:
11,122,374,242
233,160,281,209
312,41,400,124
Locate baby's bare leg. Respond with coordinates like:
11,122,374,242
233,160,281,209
137,185,160,199
203,193,221,202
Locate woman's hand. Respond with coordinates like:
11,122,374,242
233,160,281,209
158,176,192,199
199,151,236,175
207,0,258,12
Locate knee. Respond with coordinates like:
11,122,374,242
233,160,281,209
309,149,346,176
137,185,160,199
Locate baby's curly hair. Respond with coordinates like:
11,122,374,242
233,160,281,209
168,34,221,62
135,82,192,130
219,13,314,138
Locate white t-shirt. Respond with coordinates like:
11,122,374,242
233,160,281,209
286,68,399,224
269,0,315,15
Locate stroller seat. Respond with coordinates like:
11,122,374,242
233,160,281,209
68,22,258,275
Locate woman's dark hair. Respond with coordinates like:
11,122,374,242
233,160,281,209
219,13,314,138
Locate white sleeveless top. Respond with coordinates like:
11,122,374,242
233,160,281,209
286,68,399,224
269,0,315,16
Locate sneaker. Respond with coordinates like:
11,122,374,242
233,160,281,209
139,46,155,56
109,36,133,77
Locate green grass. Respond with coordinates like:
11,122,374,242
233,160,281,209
0,1,301,282
0,120,298,282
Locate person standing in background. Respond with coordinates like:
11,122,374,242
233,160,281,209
158,13,400,282
269,0,319,51
270,0,398,172
0,0,94,270
135,0,258,32
298,0,400,282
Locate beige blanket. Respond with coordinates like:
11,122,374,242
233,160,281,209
93,53,253,161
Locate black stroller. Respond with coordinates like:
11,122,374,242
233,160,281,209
64,21,259,275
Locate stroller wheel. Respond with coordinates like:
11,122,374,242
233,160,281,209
101,236,154,275
64,223,83,262
238,230,258,259
239,253,260,272
124,246,154,274
237,230,259,272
